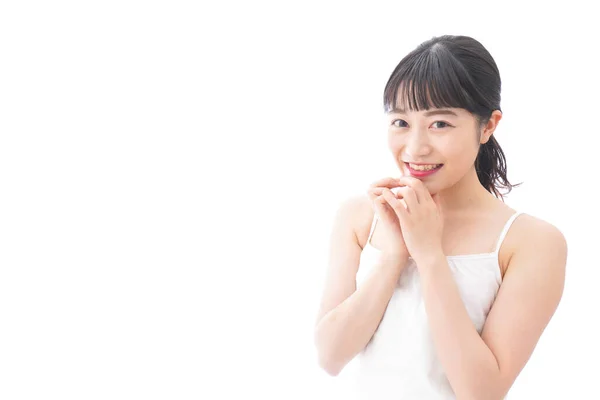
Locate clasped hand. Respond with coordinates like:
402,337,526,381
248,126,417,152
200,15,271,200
370,176,444,266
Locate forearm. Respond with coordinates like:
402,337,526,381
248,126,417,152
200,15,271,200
315,253,407,375
418,252,502,399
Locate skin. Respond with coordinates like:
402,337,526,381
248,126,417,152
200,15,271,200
379,105,509,261
314,102,567,398
387,106,499,211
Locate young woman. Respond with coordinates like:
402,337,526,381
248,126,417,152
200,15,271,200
313,35,567,399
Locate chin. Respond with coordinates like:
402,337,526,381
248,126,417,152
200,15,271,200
423,181,446,197
423,183,436,195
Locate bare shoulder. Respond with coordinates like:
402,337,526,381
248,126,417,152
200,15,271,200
506,213,568,274
511,214,567,252
334,193,375,250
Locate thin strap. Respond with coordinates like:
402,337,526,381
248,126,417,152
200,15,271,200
494,211,524,254
366,213,379,247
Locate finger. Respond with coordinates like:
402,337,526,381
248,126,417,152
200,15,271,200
368,187,389,208
432,193,443,209
367,187,378,202
368,186,406,198
381,188,405,212
368,177,403,190
371,182,410,196
382,189,409,221
374,193,396,219
394,186,418,210
368,185,387,200
395,196,409,222
398,176,429,203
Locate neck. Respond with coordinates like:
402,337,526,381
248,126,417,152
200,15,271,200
436,166,497,214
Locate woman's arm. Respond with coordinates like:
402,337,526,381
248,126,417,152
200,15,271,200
314,196,408,376
418,217,567,400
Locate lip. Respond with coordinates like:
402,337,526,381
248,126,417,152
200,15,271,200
404,162,443,178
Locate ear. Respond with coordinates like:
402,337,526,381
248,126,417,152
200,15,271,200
480,110,502,144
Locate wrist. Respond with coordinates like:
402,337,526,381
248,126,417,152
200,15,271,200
413,248,446,270
379,251,409,266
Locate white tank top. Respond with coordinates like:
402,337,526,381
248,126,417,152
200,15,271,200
349,211,524,399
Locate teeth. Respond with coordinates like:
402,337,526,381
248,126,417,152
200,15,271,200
409,163,441,171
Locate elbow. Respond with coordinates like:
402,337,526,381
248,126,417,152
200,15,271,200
454,376,506,400
462,391,506,400
317,351,343,376
453,388,500,400
314,326,344,376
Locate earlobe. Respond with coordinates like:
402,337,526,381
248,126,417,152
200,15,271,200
478,127,493,144
480,110,501,144
480,131,493,144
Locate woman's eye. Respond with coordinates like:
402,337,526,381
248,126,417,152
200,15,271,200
432,121,451,129
391,120,451,129
392,119,408,128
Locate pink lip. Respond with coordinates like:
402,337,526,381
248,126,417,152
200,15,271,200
405,162,443,178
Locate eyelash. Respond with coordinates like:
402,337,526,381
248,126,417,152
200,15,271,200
391,119,452,129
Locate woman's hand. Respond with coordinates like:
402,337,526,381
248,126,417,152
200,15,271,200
380,176,445,266
367,177,409,261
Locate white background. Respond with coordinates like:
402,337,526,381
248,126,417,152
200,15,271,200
1,1,598,399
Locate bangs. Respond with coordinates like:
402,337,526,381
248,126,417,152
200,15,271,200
384,44,483,114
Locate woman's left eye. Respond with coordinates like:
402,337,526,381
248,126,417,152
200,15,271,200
432,121,451,129
391,119,408,128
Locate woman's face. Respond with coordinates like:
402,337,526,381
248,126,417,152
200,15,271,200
386,105,490,195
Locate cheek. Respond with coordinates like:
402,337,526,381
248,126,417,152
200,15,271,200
445,137,479,161
387,135,402,151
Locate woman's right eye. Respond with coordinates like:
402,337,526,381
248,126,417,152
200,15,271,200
391,119,408,128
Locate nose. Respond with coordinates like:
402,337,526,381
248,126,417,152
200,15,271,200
404,129,432,158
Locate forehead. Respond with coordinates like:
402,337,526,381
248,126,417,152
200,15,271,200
390,81,468,116
388,103,467,118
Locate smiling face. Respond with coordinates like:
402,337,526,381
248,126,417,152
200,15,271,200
382,39,504,201
387,105,488,195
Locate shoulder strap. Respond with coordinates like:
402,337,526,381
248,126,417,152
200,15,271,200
494,211,524,254
366,212,379,247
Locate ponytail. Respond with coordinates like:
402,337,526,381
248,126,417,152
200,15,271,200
475,134,521,200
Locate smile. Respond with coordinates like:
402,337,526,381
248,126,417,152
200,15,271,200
405,162,443,177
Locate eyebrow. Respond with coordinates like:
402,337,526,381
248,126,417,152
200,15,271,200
390,108,459,117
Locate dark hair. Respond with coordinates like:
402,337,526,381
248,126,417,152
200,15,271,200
383,35,521,200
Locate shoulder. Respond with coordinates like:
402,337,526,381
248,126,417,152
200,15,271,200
332,194,374,250
506,213,568,275
512,214,567,255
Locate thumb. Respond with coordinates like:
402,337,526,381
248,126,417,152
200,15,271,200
432,193,442,209
374,194,395,220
